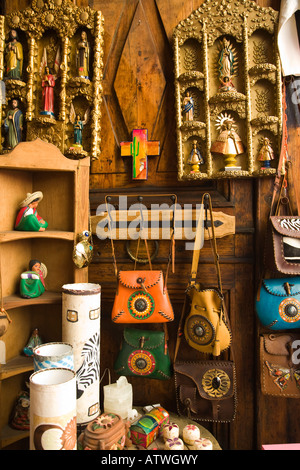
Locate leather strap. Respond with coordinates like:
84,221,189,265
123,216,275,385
106,194,177,283
190,193,222,293
174,193,234,362
270,79,295,218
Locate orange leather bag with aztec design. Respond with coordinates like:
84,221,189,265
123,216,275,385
112,270,174,323
107,195,176,324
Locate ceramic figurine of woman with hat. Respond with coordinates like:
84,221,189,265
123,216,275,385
15,191,48,232
20,260,47,300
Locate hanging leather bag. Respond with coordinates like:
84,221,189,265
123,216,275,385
183,193,231,356
260,332,300,397
173,193,237,423
173,356,237,423
256,277,300,330
107,195,175,324
264,82,300,275
114,326,172,380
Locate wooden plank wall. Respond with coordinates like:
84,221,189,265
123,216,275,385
4,0,300,450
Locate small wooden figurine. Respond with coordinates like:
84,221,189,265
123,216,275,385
20,260,47,299
187,140,204,173
257,137,274,169
10,389,30,430
23,327,43,356
5,29,23,81
211,113,245,169
69,103,90,149
40,66,56,118
217,37,237,92
121,129,160,180
76,31,90,80
183,91,194,121
15,191,48,232
3,98,23,149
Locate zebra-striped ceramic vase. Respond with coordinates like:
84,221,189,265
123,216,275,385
62,283,101,426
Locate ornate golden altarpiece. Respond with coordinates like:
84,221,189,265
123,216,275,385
173,0,282,180
0,0,104,160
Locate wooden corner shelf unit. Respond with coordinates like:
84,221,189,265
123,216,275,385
0,138,90,449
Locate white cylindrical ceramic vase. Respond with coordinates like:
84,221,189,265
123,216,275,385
33,342,74,372
62,283,101,426
29,368,77,450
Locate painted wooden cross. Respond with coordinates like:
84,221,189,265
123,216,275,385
120,129,160,180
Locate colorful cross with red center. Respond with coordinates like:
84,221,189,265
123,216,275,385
120,129,160,180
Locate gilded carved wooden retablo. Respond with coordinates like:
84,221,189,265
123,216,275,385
0,0,104,160
173,0,281,180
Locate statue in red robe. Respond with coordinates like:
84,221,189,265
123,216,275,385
40,66,55,117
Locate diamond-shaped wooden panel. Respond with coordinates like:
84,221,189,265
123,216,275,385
114,1,166,135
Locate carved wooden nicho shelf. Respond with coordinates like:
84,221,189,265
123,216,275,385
173,0,281,180
0,0,104,160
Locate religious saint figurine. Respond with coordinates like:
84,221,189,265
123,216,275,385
187,140,204,173
76,31,90,79
183,91,194,121
10,389,30,430
3,98,23,149
257,137,275,169
217,38,237,92
15,191,48,232
211,113,245,169
5,29,23,80
69,103,90,149
40,66,56,117
23,327,43,356
20,260,47,300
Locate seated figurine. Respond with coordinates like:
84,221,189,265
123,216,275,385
10,390,30,431
20,259,47,299
23,327,42,357
15,191,48,232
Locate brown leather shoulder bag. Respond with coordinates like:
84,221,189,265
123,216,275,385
173,193,237,423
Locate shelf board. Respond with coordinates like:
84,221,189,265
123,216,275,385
0,424,29,449
0,230,75,243
0,355,33,380
4,291,62,310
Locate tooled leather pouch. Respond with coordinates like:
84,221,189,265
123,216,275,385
255,277,300,330
183,193,231,355
111,270,174,323
260,333,300,397
107,194,176,324
114,327,172,380
265,216,300,275
263,83,300,276
174,359,237,423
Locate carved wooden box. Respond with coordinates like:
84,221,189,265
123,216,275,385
173,0,281,180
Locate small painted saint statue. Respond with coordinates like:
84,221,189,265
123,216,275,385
15,191,48,232
76,31,90,79
217,37,237,92
40,66,56,117
183,91,194,121
187,140,204,173
3,98,23,149
69,104,90,150
211,113,245,169
257,137,274,169
5,29,23,80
